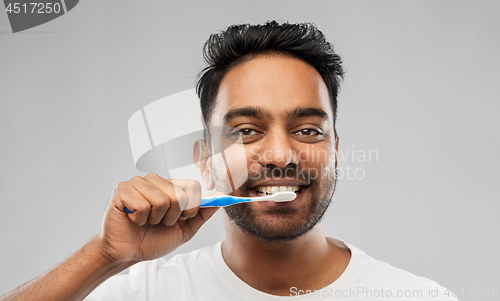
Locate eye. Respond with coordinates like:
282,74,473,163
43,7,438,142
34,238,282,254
293,128,322,136
229,128,263,143
292,127,324,143
239,128,260,136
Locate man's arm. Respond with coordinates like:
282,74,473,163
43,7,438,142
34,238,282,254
0,236,132,301
0,174,220,301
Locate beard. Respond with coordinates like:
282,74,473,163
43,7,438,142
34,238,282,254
213,163,337,242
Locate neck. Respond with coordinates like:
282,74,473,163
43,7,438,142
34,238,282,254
221,212,350,296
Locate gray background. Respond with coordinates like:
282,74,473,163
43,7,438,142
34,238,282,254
1,1,499,300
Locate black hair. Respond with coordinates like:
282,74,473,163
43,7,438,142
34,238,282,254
195,20,344,136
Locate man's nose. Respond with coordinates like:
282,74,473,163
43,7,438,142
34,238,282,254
257,129,300,168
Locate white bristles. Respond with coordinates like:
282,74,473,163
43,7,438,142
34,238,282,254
254,191,296,202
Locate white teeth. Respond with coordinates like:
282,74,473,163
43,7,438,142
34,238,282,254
255,185,301,195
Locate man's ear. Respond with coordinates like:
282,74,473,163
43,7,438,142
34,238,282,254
335,135,340,168
193,139,214,190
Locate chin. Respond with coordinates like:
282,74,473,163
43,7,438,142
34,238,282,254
226,204,318,242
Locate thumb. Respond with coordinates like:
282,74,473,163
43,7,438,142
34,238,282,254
198,190,225,220
185,191,224,231
207,191,225,197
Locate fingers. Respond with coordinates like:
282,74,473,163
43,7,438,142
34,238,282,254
187,191,223,226
159,186,185,226
132,176,175,225
184,191,224,231
144,175,191,226
116,174,204,227
114,180,151,226
171,179,202,219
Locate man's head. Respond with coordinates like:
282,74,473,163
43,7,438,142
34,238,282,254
194,21,344,242
196,20,344,137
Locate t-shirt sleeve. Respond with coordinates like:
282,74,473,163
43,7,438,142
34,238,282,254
83,258,190,301
84,272,142,301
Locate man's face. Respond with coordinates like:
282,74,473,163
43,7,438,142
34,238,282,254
208,55,338,241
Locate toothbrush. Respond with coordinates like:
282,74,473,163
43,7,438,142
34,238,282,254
199,191,296,207
124,191,296,213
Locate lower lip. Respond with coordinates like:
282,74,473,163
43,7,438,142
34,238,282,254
250,187,307,206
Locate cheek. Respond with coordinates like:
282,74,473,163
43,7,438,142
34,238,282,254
318,148,337,182
300,145,336,182
299,144,335,167
210,156,232,193
212,142,249,192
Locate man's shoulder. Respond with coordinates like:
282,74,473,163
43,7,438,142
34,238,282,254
345,242,459,300
357,247,434,284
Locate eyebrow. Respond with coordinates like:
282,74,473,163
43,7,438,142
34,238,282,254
223,106,329,125
223,107,272,125
289,107,329,121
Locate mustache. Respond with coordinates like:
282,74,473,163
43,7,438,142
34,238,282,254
237,164,318,192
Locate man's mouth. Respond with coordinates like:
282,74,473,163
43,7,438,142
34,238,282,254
252,185,304,197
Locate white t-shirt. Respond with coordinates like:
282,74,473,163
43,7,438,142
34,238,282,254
85,237,459,300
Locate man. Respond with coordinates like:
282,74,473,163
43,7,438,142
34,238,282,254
0,21,458,300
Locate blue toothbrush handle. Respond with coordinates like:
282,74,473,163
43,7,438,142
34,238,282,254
200,195,251,207
123,195,248,213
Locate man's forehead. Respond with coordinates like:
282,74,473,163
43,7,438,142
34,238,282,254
210,56,333,125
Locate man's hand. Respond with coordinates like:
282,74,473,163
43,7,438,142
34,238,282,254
0,174,220,301
97,173,220,264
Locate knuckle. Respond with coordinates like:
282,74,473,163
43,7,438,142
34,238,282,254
132,176,144,182
145,173,160,180
116,182,129,193
155,197,170,210
187,180,201,192
164,180,174,189
143,183,158,194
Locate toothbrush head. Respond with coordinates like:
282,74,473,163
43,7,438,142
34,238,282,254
271,191,297,202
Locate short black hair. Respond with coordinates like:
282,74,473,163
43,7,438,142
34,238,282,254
195,20,344,136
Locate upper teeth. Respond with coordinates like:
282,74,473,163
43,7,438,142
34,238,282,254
255,186,300,195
